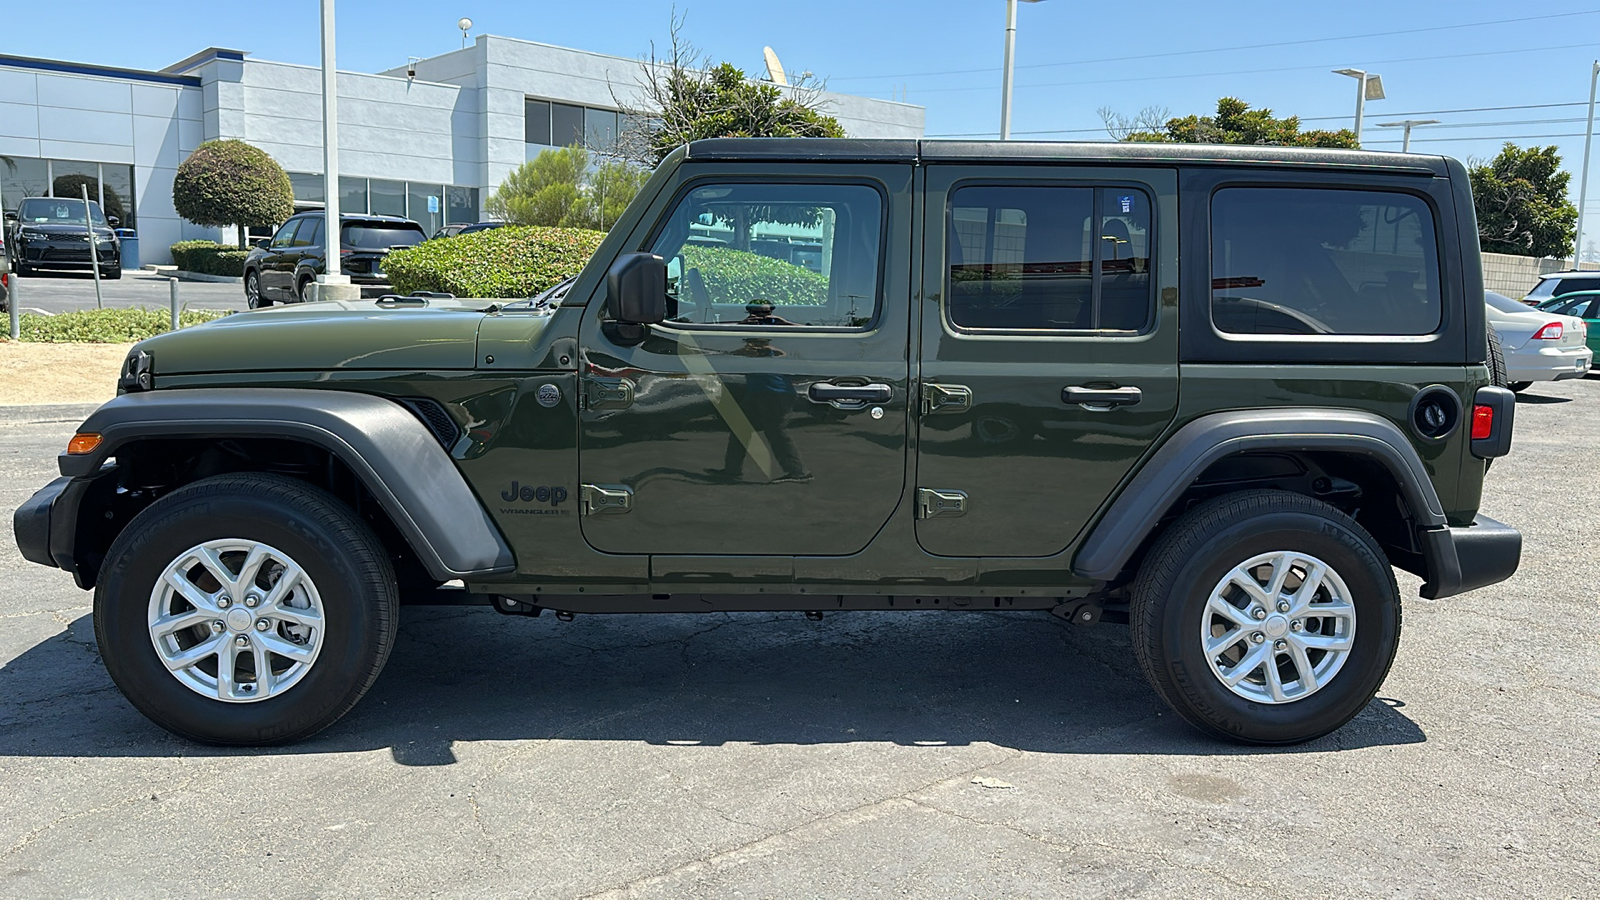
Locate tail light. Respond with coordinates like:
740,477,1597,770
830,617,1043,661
1471,404,1494,440
1532,322,1564,340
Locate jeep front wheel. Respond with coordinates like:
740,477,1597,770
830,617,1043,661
1130,489,1401,745
94,473,399,745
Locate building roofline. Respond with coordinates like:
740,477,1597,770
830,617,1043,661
0,53,205,87
161,47,248,75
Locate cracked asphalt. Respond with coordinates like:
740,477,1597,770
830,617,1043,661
1,382,1597,899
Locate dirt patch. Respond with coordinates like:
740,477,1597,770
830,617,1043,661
0,341,130,406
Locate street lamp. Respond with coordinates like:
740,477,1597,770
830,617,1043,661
1375,119,1439,153
1333,68,1385,145
1000,0,1044,140
458,17,472,50
1574,60,1600,266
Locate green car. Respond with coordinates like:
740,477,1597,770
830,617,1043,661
14,140,1521,747
1538,291,1600,355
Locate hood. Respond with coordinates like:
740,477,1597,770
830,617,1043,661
136,298,502,375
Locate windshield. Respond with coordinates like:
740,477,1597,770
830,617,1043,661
17,198,107,226
342,223,425,250
500,275,577,310
1485,291,1528,314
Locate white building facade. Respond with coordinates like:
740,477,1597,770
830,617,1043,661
0,39,924,264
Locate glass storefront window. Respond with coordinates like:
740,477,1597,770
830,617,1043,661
1,157,49,214
101,164,135,228
585,109,618,153
447,185,478,224
552,103,584,148
289,173,326,204
408,182,444,234
526,99,551,145
340,176,368,215
369,179,406,217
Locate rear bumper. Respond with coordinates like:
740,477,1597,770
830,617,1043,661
1506,346,1591,383
1419,514,1522,599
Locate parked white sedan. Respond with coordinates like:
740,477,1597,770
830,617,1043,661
1487,291,1591,391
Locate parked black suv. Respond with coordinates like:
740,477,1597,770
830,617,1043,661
3,197,122,279
243,213,426,307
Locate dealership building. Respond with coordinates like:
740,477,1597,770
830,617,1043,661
0,38,924,264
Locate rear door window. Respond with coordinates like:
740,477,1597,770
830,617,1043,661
1211,187,1442,336
343,223,426,250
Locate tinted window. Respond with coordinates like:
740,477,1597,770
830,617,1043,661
17,198,106,226
525,98,552,145
342,223,425,250
1485,291,1527,314
947,185,1152,331
296,216,322,249
1212,187,1441,336
1553,277,1600,298
269,219,302,249
649,182,883,328
552,103,584,148
1552,296,1598,318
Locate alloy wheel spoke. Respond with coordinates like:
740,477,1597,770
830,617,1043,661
163,569,218,613
1206,595,1254,628
254,632,315,665
262,562,306,610
1297,631,1354,653
1221,644,1268,687
1286,642,1319,693
234,545,273,599
1225,567,1272,606
1263,553,1296,600
267,605,321,630
1206,629,1247,657
1289,561,1327,612
250,643,273,699
216,641,238,699
1263,652,1288,702
196,547,238,598
163,634,224,673
151,608,215,640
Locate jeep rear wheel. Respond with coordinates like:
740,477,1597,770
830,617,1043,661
1130,489,1401,745
94,473,398,745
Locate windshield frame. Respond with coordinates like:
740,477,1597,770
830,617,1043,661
16,197,108,227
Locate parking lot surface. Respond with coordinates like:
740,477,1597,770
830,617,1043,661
0,383,1596,898
6,270,246,315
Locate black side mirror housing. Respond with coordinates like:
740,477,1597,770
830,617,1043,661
107,215,120,227
254,239,270,250
607,252,667,326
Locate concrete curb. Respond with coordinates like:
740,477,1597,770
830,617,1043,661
0,402,104,424
170,271,243,284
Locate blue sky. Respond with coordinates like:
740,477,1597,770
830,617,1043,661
11,0,1600,246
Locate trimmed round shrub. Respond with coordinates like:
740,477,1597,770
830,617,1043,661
173,140,293,230
382,226,607,297
681,245,828,306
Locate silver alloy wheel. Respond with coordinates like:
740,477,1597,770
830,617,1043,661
245,271,261,308
1201,550,1356,704
147,539,325,703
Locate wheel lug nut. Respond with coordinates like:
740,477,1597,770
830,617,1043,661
245,595,260,608
1274,639,1288,651
1250,632,1265,644
234,635,249,648
217,597,231,609
210,621,225,633
1290,620,1303,632
255,619,271,632
1252,607,1267,620
1276,601,1290,613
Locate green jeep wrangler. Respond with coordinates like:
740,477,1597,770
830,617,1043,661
14,140,1521,747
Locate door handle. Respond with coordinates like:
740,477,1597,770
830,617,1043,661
808,382,893,409
1062,385,1142,409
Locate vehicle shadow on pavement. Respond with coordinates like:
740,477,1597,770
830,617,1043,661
1512,392,1572,404
0,607,1424,763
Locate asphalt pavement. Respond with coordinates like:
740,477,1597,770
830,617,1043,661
0,382,1596,898
5,269,247,315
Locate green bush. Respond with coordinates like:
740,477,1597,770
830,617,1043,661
168,241,247,277
382,225,606,297
4,307,226,343
681,245,828,306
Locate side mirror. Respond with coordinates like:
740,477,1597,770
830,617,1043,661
107,215,120,227
2,211,16,223
607,252,667,325
254,238,270,250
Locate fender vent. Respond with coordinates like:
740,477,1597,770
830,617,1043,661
399,398,460,449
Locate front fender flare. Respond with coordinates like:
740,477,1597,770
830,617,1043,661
1073,408,1448,582
60,389,515,582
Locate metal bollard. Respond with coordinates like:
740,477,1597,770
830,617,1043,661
8,271,19,341
169,278,179,332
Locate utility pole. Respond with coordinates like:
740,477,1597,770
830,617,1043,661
1376,119,1439,153
999,0,1044,140
317,0,358,301
1574,60,1599,268
1334,68,1386,145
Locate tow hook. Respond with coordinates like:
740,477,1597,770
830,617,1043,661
491,596,542,617
1051,601,1102,626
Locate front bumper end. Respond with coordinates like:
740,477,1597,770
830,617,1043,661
1419,514,1522,599
14,476,69,569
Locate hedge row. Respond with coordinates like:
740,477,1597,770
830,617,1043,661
169,240,249,277
4,307,226,343
680,245,828,306
382,226,607,298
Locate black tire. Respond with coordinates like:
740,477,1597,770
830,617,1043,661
244,269,269,309
103,265,121,280
1487,325,1508,388
13,260,30,278
296,274,314,302
1509,381,1532,393
1130,489,1401,745
94,473,399,745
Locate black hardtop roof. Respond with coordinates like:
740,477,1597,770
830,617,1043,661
290,212,423,227
682,138,1449,175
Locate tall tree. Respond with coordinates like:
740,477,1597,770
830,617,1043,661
1101,97,1358,148
1470,143,1578,259
172,140,293,247
484,146,649,230
615,13,844,167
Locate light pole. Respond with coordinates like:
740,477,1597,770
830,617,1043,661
317,0,357,301
1375,119,1439,152
1573,60,1600,267
1000,0,1044,140
1333,68,1385,145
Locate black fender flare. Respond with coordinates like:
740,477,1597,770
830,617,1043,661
57,389,515,582
1073,408,1449,583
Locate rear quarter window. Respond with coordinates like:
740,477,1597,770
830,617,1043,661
1211,187,1442,336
